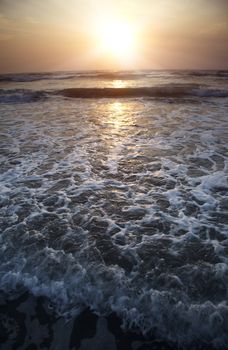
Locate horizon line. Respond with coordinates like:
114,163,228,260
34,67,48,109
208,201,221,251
1,67,228,75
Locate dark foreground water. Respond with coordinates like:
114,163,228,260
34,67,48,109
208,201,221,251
0,70,228,349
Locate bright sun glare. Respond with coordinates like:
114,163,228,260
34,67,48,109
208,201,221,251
98,21,136,60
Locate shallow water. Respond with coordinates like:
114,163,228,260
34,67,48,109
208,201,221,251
0,70,228,348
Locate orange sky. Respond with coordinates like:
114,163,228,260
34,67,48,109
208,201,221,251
0,0,227,73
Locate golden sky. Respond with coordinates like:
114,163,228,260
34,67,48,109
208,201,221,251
0,0,227,73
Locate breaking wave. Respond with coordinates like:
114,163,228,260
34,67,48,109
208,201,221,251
0,89,48,104
1,85,228,104
58,86,228,99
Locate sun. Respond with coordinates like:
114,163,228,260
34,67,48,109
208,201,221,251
97,20,136,60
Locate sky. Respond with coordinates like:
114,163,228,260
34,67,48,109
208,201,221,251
0,0,227,73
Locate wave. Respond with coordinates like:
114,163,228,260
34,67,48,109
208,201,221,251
0,71,143,83
0,89,48,104
0,73,53,82
77,72,143,79
1,85,228,104
1,70,228,83
0,73,77,83
58,85,228,99
180,70,228,78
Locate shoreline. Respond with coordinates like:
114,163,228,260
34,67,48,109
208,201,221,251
0,290,217,350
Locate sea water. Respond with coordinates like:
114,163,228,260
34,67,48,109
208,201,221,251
0,70,228,348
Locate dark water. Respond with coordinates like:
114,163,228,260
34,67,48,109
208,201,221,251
0,70,228,349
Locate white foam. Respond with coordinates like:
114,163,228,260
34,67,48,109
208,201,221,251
0,75,228,348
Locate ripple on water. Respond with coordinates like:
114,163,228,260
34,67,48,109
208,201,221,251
0,98,228,347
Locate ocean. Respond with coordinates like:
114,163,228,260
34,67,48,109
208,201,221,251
0,70,228,349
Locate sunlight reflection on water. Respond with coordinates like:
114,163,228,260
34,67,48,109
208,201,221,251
100,100,137,174
106,101,134,129
111,79,128,88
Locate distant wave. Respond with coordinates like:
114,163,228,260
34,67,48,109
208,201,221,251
1,70,228,83
0,73,52,82
0,73,77,83
0,71,143,83
58,86,228,99
181,70,228,78
77,72,143,80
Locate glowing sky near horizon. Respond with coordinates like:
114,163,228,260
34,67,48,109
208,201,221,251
0,0,227,73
